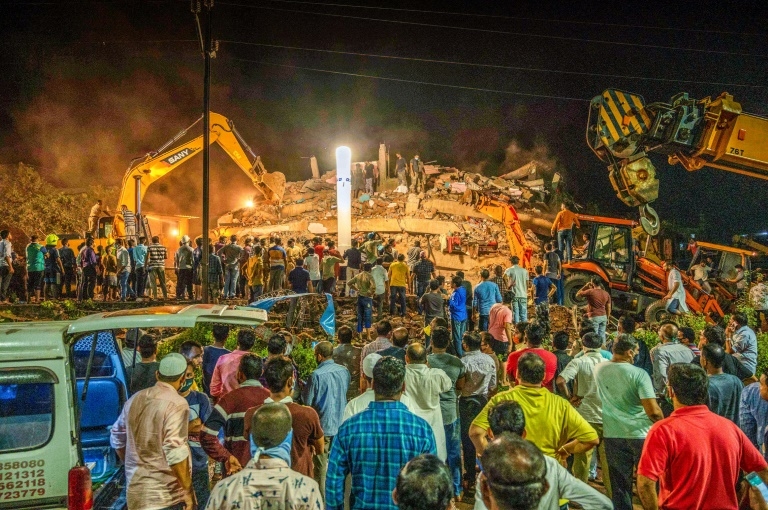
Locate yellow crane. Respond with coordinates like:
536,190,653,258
112,112,285,238
587,90,768,235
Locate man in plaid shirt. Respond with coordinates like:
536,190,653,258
493,264,507,296
326,356,436,509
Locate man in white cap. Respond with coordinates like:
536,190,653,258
343,353,418,421
110,353,195,510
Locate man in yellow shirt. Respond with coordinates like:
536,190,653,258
246,246,264,301
469,352,598,461
388,254,410,317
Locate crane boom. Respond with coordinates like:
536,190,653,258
114,112,285,236
587,89,768,231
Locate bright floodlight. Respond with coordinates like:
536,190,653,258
245,199,254,208
336,146,352,252
170,228,179,237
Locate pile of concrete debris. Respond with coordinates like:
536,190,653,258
216,161,560,284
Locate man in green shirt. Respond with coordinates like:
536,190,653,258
320,249,343,294
348,263,376,341
593,334,663,510
25,235,45,303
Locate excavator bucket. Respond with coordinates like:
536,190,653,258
257,171,287,203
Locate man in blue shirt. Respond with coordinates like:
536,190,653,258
326,356,436,510
302,341,350,496
473,269,502,332
133,236,149,300
448,276,468,356
532,265,554,305
727,312,758,375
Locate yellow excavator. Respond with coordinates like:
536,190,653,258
112,112,285,238
587,90,768,235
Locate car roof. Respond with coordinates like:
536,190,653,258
0,321,71,361
0,305,268,361
67,304,267,335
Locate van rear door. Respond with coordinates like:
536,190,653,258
0,359,77,509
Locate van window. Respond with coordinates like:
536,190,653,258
0,369,57,453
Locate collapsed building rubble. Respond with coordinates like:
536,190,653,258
216,160,560,285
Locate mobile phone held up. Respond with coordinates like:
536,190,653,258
746,471,768,501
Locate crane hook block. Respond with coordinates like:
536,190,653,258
639,204,660,236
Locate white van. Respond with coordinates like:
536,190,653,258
0,304,267,510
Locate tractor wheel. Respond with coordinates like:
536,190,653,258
563,274,591,307
644,299,672,324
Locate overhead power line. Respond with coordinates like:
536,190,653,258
217,1,768,59
222,40,768,89
221,55,592,102
250,0,768,38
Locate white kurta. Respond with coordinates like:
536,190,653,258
667,268,689,313
404,363,452,460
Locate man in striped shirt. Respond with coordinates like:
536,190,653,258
146,236,168,300
200,354,270,474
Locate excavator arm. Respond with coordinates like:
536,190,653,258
114,112,285,236
587,89,768,233
462,190,534,268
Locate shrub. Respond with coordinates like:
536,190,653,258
633,328,660,351
756,332,768,378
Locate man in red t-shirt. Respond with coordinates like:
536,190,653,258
576,277,611,343
505,321,558,392
244,356,325,479
637,363,768,509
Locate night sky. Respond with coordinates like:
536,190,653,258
1,0,767,240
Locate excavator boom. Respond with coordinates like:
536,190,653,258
115,112,285,236
462,190,534,268
587,89,768,231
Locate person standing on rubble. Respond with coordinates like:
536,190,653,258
364,161,375,194
505,255,530,324
344,239,363,297
304,247,321,294
545,242,564,305
449,276,469,356
410,154,425,193
551,203,581,262
352,163,365,200
321,248,343,294
246,245,264,301
474,269,503,332
389,254,410,318
371,258,389,321
348,263,377,341
412,251,436,313
395,153,408,187
267,237,288,292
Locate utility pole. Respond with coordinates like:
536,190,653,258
192,0,215,303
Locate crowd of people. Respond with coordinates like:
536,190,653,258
110,256,768,510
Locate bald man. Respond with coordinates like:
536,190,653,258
205,403,322,509
650,322,693,396
302,340,350,495
404,343,452,461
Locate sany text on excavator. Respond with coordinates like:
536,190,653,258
587,89,768,235
111,112,285,239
